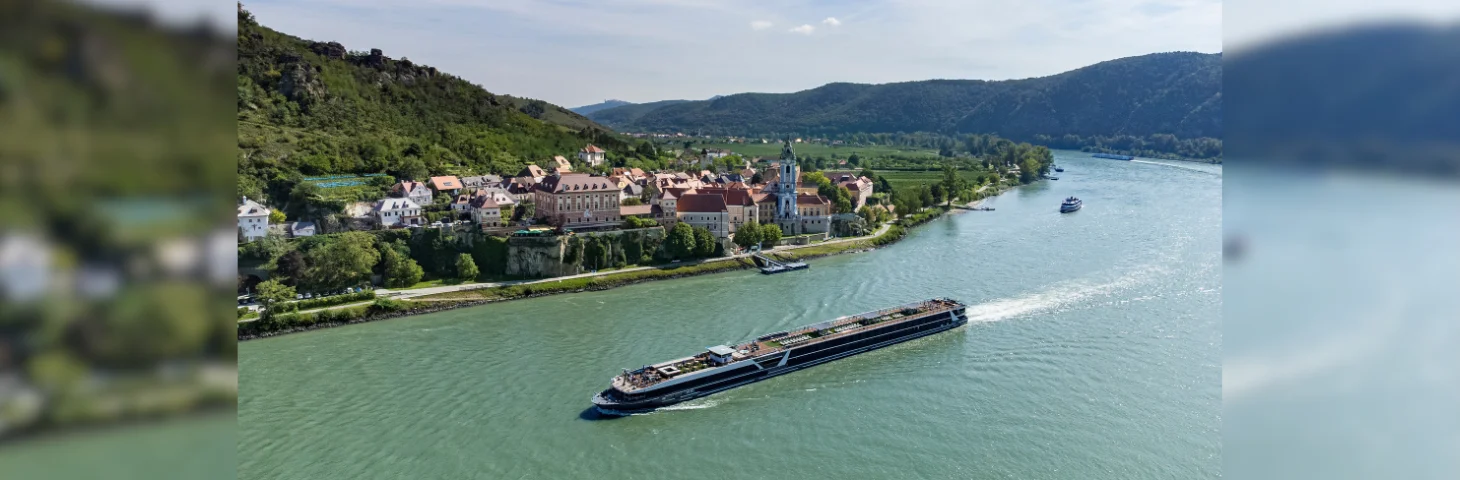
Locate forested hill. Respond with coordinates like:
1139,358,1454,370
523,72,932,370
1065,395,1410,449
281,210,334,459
1225,23,1460,175
236,7,632,205
590,51,1221,146
587,99,692,127
570,99,634,116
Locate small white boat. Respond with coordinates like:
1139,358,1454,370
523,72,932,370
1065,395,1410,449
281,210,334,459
1060,197,1082,213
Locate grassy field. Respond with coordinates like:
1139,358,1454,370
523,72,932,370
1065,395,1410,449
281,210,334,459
874,169,992,191
689,142,940,160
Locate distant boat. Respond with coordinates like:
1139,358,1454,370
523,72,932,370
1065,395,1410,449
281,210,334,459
1224,236,1246,262
1092,153,1134,160
1054,168,1064,172
1060,197,1082,213
1048,176,1060,180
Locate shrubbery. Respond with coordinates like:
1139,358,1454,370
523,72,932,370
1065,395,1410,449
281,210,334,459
268,291,375,314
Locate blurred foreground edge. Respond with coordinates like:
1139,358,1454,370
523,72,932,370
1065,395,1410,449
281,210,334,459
0,0,239,472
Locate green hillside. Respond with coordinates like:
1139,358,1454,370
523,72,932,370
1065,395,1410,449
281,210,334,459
586,99,692,128
590,52,1221,158
570,99,634,116
236,7,633,213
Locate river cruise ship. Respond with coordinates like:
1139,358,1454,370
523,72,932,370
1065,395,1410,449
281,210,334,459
592,298,969,413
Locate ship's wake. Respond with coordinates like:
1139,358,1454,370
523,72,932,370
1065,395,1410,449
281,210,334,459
1131,159,1221,175
963,263,1169,323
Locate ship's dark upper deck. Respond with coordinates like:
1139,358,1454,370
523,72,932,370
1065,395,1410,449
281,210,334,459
611,298,965,393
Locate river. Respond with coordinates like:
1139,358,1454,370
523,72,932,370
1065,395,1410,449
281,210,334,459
1223,166,1460,479
238,152,1223,479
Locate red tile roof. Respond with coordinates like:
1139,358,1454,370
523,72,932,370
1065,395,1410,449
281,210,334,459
430,176,462,190
660,187,695,200
797,194,831,206
537,173,618,193
392,181,427,195
694,188,754,206
581,144,606,153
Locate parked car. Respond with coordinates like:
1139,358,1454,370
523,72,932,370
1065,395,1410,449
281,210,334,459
304,293,313,299
295,294,303,300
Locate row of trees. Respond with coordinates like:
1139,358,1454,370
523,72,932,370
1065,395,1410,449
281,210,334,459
664,222,722,260
242,228,508,297
731,221,783,250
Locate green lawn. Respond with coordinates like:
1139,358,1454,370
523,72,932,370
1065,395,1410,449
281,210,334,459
690,142,940,161
874,169,993,191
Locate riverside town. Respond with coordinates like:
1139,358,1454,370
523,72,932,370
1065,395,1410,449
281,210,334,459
237,136,1054,338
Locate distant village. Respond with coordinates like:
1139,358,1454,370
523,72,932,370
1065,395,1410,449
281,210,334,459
238,141,878,246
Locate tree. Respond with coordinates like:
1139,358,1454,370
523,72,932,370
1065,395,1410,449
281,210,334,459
667,222,696,259
941,164,961,206
381,244,424,288
455,253,479,281
256,279,296,316
307,232,381,290
750,172,763,184
642,182,659,203
269,208,287,224
733,221,763,250
875,176,894,194
514,202,534,222
269,250,309,286
857,205,877,225
1019,157,1039,184
622,197,643,206
833,186,853,214
636,141,657,158
760,223,782,248
693,226,716,257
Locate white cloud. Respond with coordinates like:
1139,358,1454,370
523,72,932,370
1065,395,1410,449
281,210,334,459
750,20,773,30
788,24,815,35
822,17,841,26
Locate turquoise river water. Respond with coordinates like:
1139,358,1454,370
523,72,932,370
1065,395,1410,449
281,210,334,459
238,152,1223,479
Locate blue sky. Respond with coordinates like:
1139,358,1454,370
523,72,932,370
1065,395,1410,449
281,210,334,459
226,0,1217,107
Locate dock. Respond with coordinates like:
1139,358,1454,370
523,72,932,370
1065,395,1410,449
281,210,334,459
753,252,808,274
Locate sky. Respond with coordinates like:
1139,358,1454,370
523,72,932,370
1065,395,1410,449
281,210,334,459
215,0,1220,108
90,0,1460,107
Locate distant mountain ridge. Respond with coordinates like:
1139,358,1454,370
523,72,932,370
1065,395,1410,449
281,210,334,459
586,99,693,128
570,99,634,116
588,52,1221,142
1225,23,1460,174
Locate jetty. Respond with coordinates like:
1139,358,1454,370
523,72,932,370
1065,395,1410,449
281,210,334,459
752,251,809,275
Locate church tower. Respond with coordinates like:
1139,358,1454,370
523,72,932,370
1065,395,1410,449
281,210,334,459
776,139,800,234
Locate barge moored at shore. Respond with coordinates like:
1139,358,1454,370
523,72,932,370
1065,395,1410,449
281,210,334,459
591,298,969,414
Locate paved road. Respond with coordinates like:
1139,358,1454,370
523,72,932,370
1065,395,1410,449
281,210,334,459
240,222,897,321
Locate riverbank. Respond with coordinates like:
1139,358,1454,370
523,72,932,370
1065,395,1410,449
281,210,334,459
238,200,972,340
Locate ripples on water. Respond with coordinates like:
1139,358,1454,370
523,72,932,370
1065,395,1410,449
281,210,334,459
239,152,1222,480
1224,168,1460,479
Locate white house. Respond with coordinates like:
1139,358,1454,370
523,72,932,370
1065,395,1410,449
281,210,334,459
469,189,517,228
578,144,606,167
237,197,269,242
374,198,423,228
391,181,432,206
